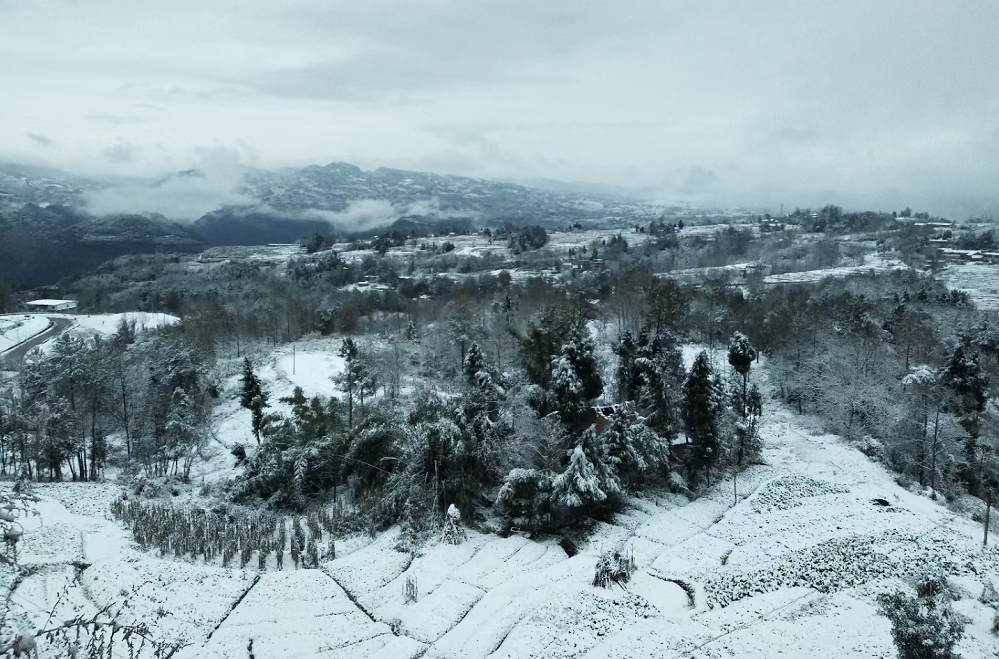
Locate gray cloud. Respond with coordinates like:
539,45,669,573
0,0,996,217
102,142,139,163
26,132,53,147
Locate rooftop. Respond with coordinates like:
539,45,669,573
26,299,76,306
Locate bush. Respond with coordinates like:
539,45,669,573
593,545,636,588
877,583,964,659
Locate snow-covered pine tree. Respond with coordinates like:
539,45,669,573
634,330,685,441
600,405,670,487
944,339,990,493
551,443,607,511
567,333,603,403
240,358,269,444
550,333,603,432
614,331,639,403
463,342,492,390
727,332,757,419
550,350,587,430
601,406,631,476
877,584,964,659
685,351,720,486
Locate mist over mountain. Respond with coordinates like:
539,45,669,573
0,159,669,286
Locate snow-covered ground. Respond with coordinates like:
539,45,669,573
0,314,50,353
200,341,349,480
764,257,909,285
6,356,999,658
277,350,346,399
940,263,999,310
33,312,179,352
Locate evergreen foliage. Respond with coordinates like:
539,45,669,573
685,351,720,485
239,358,269,444
877,582,965,659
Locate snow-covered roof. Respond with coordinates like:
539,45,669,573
26,299,76,307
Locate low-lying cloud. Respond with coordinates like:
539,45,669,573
305,198,474,232
83,150,254,221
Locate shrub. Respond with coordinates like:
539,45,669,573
593,545,636,589
404,574,418,604
877,583,964,659
440,504,466,545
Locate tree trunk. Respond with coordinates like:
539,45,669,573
930,408,941,493
986,493,992,547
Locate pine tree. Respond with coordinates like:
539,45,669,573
550,351,587,430
614,331,639,403
634,330,685,440
463,342,491,390
552,444,607,510
685,351,719,486
550,334,603,431
567,333,603,402
600,406,669,487
944,340,990,492
337,338,361,429
727,332,757,419
877,585,964,659
239,358,269,444
441,504,466,545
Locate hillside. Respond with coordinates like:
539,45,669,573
4,349,998,659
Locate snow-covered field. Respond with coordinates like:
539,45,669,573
34,312,179,352
277,350,346,399
764,257,909,285
6,351,999,658
940,263,999,310
201,341,349,480
0,314,50,353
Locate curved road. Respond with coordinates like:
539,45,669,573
1,316,75,365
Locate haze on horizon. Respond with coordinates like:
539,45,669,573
1,0,997,218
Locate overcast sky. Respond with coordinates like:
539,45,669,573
1,0,996,217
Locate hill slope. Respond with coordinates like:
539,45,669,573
7,354,999,659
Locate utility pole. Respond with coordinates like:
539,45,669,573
733,471,738,506
293,346,296,376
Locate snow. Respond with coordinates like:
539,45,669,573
5,355,999,658
0,314,50,353
940,263,999,310
71,311,179,334
277,351,346,399
198,340,349,477
30,312,180,353
764,258,909,284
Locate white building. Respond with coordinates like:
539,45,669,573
26,299,77,312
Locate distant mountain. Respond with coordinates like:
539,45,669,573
243,162,638,226
193,210,333,246
0,160,664,286
0,164,99,208
0,204,202,287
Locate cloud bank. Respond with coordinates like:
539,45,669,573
84,150,254,220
